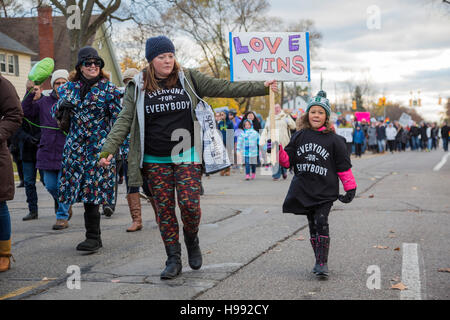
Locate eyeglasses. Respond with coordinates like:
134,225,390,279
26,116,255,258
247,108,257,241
82,60,101,67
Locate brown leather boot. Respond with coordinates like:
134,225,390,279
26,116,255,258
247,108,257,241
0,239,12,272
126,193,142,232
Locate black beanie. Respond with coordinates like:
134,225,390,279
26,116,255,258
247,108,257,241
145,36,175,63
76,46,105,69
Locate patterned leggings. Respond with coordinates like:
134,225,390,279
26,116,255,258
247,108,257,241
306,202,333,238
143,163,202,245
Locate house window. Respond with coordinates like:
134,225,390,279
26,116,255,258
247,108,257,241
8,55,14,74
0,54,5,73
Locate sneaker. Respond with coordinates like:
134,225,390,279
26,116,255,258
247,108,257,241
52,219,69,230
22,212,38,221
245,174,250,180
251,173,256,180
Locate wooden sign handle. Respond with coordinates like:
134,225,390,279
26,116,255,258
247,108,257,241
269,88,277,165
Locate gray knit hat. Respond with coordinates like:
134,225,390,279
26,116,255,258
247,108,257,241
306,90,331,117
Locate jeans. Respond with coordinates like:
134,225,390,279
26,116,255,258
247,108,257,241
443,137,449,152
377,139,386,153
411,136,419,150
272,163,287,179
0,201,11,241
427,138,433,150
22,161,38,214
244,156,257,175
42,170,71,220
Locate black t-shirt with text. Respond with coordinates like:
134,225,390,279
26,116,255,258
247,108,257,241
282,129,352,213
144,79,193,157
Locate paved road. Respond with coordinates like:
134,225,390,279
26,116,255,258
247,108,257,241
0,150,449,303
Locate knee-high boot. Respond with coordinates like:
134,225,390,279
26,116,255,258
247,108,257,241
126,193,142,232
315,235,330,278
76,203,102,252
160,242,182,280
183,229,202,270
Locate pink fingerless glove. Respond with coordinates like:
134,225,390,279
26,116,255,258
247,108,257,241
279,145,290,168
337,169,357,191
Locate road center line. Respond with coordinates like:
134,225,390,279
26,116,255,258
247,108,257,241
433,153,450,171
400,243,421,300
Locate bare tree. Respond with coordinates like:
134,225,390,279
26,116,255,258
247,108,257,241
43,0,136,68
0,0,25,17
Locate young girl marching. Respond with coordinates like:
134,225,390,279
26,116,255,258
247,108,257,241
278,90,357,279
237,119,260,180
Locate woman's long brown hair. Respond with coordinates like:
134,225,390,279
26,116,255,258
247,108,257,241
143,60,181,92
296,112,334,133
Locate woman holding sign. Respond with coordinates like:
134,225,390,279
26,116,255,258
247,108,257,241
278,90,357,279
99,35,277,280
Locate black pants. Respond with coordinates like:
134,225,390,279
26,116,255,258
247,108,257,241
305,202,333,238
355,143,362,157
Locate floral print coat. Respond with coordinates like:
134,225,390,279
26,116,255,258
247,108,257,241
52,78,122,205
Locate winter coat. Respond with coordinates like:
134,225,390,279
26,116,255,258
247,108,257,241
260,110,296,148
353,129,365,144
19,97,41,163
51,77,122,205
0,76,23,201
367,127,377,146
441,125,449,140
237,121,260,158
410,125,420,137
217,110,234,145
386,125,397,141
22,91,66,171
376,125,386,140
101,68,268,187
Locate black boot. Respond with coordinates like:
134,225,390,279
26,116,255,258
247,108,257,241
310,237,319,274
160,242,182,280
315,235,330,279
23,211,38,221
184,230,202,270
76,204,102,252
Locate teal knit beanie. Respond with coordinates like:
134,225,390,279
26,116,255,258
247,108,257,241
306,90,331,117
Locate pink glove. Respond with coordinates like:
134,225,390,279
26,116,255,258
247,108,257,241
279,145,290,168
337,169,357,191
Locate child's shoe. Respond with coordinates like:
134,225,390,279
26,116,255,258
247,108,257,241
251,173,256,180
245,174,250,180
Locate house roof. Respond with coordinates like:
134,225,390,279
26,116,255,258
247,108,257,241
0,31,36,55
0,15,97,70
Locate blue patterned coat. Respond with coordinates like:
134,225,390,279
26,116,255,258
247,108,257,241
52,78,122,205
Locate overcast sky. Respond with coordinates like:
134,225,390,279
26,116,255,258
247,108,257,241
266,0,450,121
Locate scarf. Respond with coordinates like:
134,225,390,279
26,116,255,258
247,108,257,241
79,73,101,99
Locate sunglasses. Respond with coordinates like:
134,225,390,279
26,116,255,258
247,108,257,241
82,60,101,67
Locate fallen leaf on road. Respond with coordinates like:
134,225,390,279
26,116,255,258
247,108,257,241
111,279,121,283
412,186,418,190
389,230,395,233
205,250,212,254
264,210,269,213
369,194,374,198
437,268,450,273
42,277,57,281
295,236,305,241
394,247,401,251
373,245,389,249
391,282,407,290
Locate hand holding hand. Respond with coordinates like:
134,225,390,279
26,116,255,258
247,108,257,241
99,154,113,168
338,188,356,203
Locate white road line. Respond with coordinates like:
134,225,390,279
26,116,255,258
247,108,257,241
401,243,421,300
433,153,450,171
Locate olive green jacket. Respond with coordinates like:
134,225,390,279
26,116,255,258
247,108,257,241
101,68,268,187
